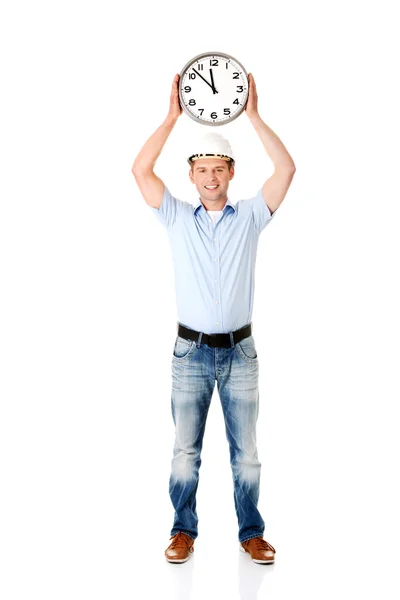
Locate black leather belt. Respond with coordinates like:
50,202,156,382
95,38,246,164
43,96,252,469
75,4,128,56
177,322,252,348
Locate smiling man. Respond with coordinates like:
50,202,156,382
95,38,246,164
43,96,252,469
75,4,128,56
188,136,235,214
132,72,295,565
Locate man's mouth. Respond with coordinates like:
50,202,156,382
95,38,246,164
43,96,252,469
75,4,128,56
204,185,219,190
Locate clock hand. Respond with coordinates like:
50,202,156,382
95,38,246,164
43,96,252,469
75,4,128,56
191,68,218,93
209,69,218,94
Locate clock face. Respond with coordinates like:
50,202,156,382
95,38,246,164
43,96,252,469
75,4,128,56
179,52,248,126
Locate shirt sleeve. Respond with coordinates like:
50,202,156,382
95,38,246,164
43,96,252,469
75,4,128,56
250,187,276,234
148,185,183,229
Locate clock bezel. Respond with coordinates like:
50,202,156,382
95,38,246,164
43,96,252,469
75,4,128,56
178,51,249,127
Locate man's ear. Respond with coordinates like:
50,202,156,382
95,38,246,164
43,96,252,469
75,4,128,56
189,169,195,184
229,166,235,180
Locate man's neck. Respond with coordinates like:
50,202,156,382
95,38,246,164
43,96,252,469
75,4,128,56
201,195,228,211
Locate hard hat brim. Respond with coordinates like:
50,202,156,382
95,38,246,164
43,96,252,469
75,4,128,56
188,153,233,163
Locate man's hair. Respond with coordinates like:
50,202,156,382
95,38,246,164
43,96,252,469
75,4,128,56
189,158,235,171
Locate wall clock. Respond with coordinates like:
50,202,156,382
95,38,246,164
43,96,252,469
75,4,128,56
178,51,249,126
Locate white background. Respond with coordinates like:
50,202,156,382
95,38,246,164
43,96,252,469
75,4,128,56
1,1,399,598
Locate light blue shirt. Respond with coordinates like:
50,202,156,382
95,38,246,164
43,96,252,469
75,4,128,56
150,185,276,334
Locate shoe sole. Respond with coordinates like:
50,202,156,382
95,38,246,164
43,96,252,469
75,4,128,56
239,543,275,564
165,556,190,563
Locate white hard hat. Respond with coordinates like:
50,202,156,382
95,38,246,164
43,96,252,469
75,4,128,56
187,132,235,164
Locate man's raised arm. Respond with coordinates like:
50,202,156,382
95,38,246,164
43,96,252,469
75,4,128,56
132,74,182,209
245,73,296,215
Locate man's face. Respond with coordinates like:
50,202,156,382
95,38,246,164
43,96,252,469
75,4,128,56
189,158,234,204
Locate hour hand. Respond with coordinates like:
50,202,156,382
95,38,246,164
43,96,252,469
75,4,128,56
192,68,218,94
209,69,218,94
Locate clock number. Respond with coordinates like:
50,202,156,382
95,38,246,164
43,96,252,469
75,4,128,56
210,59,218,66
198,109,204,116
233,98,239,105
232,72,239,79
210,112,217,119
184,86,191,93
236,86,244,92
189,99,196,106
197,63,204,70
224,108,231,115
189,72,196,79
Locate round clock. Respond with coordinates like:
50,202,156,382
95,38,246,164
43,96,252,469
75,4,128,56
178,51,249,126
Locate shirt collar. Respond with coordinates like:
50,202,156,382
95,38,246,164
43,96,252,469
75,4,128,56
193,197,236,215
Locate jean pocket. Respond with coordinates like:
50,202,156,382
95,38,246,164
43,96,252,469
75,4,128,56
235,335,258,363
172,336,196,360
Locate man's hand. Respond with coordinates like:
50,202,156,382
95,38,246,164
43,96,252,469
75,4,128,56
168,74,183,121
244,73,259,119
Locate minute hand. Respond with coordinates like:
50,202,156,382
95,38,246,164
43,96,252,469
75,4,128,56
192,68,219,94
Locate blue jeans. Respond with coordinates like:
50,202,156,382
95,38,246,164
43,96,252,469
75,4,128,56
169,324,265,544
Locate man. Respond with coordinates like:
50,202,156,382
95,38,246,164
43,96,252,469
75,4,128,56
132,72,296,564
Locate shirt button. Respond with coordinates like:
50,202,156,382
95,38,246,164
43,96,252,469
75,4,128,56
216,300,219,304
214,258,217,262
216,322,220,325
214,279,217,283
213,238,216,241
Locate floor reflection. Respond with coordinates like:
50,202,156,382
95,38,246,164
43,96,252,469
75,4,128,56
238,544,274,599
165,552,194,600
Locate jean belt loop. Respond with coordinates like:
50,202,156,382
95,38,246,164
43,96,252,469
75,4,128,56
229,331,235,348
196,331,203,348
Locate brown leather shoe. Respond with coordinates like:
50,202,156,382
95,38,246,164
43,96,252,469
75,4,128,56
165,532,194,563
240,537,276,564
